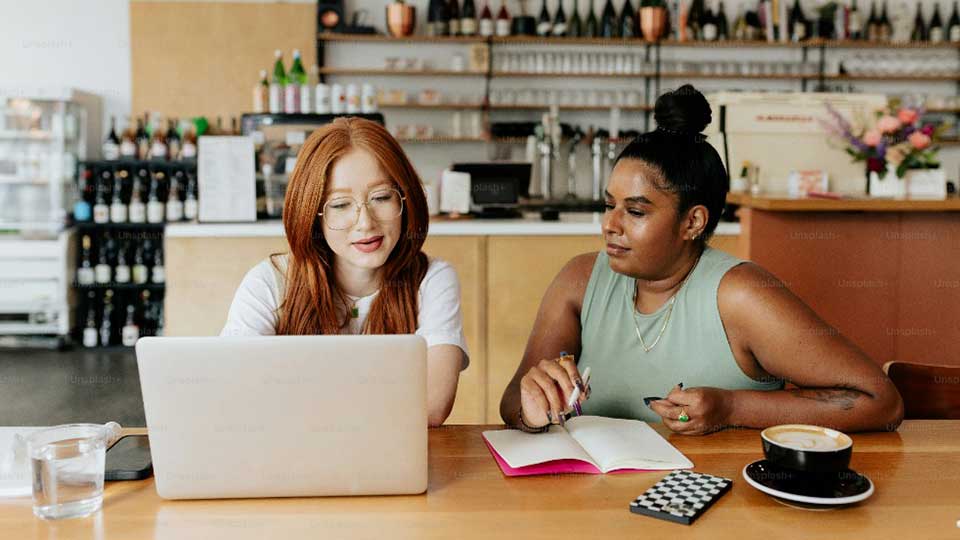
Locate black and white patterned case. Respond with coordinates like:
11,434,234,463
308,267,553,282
629,470,733,525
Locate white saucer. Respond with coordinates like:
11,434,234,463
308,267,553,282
742,459,874,507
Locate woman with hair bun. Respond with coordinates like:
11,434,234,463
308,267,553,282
222,117,467,427
500,85,903,435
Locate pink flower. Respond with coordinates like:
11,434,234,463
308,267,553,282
921,124,935,136
908,132,931,150
897,108,919,125
877,115,901,134
863,129,882,147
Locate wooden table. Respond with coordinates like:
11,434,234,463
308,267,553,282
2,422,959,539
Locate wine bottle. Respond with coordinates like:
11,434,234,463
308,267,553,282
584,0,599,37
166,171,184,222
553,0,569,36
537,0,553,36
429,0,450,36
269,49,285,114
74,167,93,222
147,170,165,224
702,3,718,40
253,69,268,113
129,168,147,223
848,0,863,40
600,0,618,37
480,1,495,36
716,0,729,40
99,289,114,346
789,0,807,42
93,169,110,224
285,49,304,114
180,124,197,160
950,1,960,42
94,235,112,285
132,244,149,285
135,116,150,161
121,304,140,347
568,0,583,37
618,0,638,39
77,235,95,286
687,0,705,40
879,0,891,41
428,0,440,35
109,169,127,223
462,0,478,35
103,116,120,160
82,292,99,348
449,0,462,35
866,1,879,41
910,3,927,42
166,120,181,161
496,1,511,36
115,241,131,284
152,245,165,284
120,118,137,158
184,170,198,221
930,3,944,43
140,290,155,337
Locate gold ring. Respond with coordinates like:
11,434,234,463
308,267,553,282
678,409,690,422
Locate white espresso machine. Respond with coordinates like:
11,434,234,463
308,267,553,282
705,92,887,195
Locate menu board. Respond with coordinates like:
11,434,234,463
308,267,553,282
197,136,256,223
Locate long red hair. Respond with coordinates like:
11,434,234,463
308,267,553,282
274,117,429,335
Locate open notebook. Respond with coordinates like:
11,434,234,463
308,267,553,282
482,416,693,476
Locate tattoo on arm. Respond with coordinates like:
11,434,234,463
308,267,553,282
792,389,865,411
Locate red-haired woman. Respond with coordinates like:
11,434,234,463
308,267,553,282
221,118,467,427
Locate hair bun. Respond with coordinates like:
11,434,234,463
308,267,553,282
654,84,712,135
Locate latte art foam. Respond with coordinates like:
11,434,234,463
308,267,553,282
765,426,851,451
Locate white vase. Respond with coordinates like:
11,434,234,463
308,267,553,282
905,168,947,199
868,167,907,198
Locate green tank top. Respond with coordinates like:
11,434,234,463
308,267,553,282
578,247,782,422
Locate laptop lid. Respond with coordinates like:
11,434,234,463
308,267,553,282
136,335,427,499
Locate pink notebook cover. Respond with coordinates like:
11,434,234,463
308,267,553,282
482,435,654,477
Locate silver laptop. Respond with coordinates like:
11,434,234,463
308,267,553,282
136,335,428,500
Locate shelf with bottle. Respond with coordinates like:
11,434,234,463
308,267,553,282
74,231,166,291
317,67,487,77
101,114,199,163
73,160,198,226
74,287,164,349
318,32,487,44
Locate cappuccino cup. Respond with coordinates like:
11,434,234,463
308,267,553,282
761,424,853,473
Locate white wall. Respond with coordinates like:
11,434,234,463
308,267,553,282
0,0,131,132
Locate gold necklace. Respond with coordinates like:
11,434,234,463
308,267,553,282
630,255,702,353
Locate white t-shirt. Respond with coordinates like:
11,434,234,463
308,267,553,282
220,255,469,370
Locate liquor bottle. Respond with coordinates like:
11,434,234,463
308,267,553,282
147,170,165,224
184,170,198,221
429,0,450,36
702,2,718,40
149,124,168,160
950,1,960,42
600,0,618,37
462,0,478,35
584,0,599,37
732,4,749,39
618,0,638,39
115,241,131,284
74,167,93,222
789,0,807,41
152,245,165,284
449,0,462,35
879,0,892,41
553,0,569,36
180,125,197,160
686,0,705,40
253,69,268,113
537,0,552,36
99,289,114,346
129,169,147,223
166,171,184,222
166,120,181,161
135,116,150,161
930,3,944,43
911,3,928,42
132,244,149,285
848,0,864,40
716,0,729,40
82,292,99,348
93,169,110,224
269,49,285,114
496,1,512,36
103,116,120,160
568,0,583,37
866,1,879,41
77,235,95,285
121,304,139,347
479,1,495,36
94,236,112,285
140,290,155,337
109,169,127,223
120,118,137,158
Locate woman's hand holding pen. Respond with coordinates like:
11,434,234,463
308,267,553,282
648,385,734,436
519,354,590,429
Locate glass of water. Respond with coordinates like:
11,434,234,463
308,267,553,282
27,422,121,520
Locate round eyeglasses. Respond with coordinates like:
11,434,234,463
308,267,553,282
317,188,406,230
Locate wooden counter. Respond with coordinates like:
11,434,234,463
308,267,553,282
1,422,958,539
729,193,960,367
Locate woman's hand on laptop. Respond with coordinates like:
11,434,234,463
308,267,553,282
519,356,589,428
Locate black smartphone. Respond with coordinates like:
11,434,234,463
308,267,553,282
105,434,153,481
